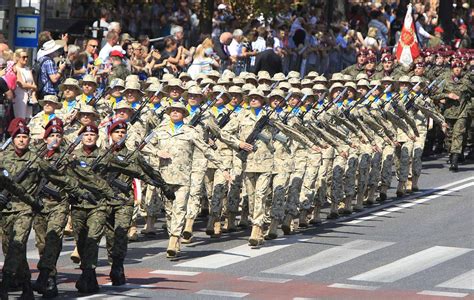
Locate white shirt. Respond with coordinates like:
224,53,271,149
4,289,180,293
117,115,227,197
228,38,242,57
251,36,266,66
98,43,113,62
92,19,109,38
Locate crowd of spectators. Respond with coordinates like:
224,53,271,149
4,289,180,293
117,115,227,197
0,0,472,141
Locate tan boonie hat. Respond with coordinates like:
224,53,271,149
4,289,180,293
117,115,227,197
59,78,80,91
125,74,140,82
357,79,370,88
301,87,314,97
114,101,135,111
398,75,411,83
195,73,208,82
207,70,220,79
410,76,423,84
186,85,203,96
314,75,328,83
247,88,265,99
178,72,192,80
242,83,256,94
184,80,197,89
144,77,160,87
342,74,353,82
39,95,62,108
301,78,313,87
222,69,236,79
355,73,369,81
239,71,249,78
268,89,285,99
258,72,271,82
287,70,300,79
232,77,245,86
369,79,382,87
229,85,243,94
145,83,163,93
330,73,344,82
121,81,144,95
165,101,189,117
81,74,97,86
245,73,257,81
258,83,271,93
344,82,357,91
288,77,301,86
217,77,231,85
161,73,175,82
272,72,286,82
381,76,394,82
312,83,327,91
289,87,303,97
306,71,319,78
329,82,344,93
166,78,184,91
278,81,291,91
108,78,125,89
79,105,99,117
199,78,215,88
212,85,231,101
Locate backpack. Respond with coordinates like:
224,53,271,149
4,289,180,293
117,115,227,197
32,56,53,99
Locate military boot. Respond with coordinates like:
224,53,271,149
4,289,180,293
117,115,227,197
365,186,376,205
281,215,294,235
354,191,365,212
43,276,58,299
412,175,420,192
71,246,81,264
248,225,263,247
264,219,279,240
19,279,34,300
309,205,322,224
238,210,249,228
88,269,99,293
76,269,99,294
205,215,217,236
181,218,195,244
396,181,406,198
327,201,340,219
222,213,237,233
75,270,88,293
166,236,180,258
128,222,138,242
0,272,14,300
298,210,309,228
110,258,126,286
33,268,50,294
377,185,388,202
406,178,413,193
449,153,459,172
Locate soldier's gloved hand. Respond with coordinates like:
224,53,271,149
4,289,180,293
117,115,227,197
30,197,44,213
80,192,98,206
0,193,10,210
162,185,176,201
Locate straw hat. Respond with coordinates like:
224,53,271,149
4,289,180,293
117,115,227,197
37,40,66,59
59,78,80,92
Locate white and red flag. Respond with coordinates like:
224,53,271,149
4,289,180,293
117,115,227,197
396,3,420,67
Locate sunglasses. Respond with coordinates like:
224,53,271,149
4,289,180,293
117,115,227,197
89,45,99,48
21,55,28,59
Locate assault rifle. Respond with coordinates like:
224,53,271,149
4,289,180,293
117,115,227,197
130,87,163,125
312,87,348,120
298,92,327,121
189,91,224,127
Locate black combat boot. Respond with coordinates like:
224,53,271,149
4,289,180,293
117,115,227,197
19,279,34,300
88,269,99,293
0,272,14,300
75,270,89,293
110,258,126,286
450,153,459,172
43,277,58,298
33,268,50,294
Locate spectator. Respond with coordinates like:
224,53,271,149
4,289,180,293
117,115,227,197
98,31,119,62
364,27,382,51
458,24,471,48
250,27,267,67
213,32,233,71
92,8,110,39
368,10,388,47
188,38,220,79
254,37,282,76
14,49,36,119
84,38,99,64
428,26,444,48
228,29,245,74
36,40,66,98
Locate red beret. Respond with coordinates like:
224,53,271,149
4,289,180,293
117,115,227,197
78,124,99,135
43,125,64,139
451,60,463,68
415,62,425,68
382,54,394,62
108,120,128,135
7,118,27,136
380,47,391,54
45,118,64,130
366,55,377,63
10,125,30,138
357,48,367,56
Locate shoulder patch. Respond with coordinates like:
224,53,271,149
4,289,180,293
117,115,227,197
79,161,88,168
2,169,9,177
117,155,125,161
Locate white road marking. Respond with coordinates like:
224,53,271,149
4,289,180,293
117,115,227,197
176,235,308,269
437,269,474,290
262,239,394,276
196,289,249,298
417,290,468,298
349,246,472,283
347,180,474,224
239,276,292,283
149,269,201,276
101,283,156,289
328,283,379,291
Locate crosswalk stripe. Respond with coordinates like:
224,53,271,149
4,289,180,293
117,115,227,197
437,269,474,290
262,240,394,276
349,246,472,283
196,289,249,298
149,270,201,276
328,283,379,291
176,235,308,269
417,290,468,298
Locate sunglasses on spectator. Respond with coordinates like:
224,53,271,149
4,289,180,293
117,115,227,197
89,44,99,48
21,55,28,59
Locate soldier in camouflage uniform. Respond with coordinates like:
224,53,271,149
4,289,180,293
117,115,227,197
28,95,64,144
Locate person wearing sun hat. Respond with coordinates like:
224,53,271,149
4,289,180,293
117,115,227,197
36,39,67,97
142,101,231,258
163,78,185,104
121,80,144,110
28,95,63,143
77,74,99,106
58,78,82,114
219,88,273,247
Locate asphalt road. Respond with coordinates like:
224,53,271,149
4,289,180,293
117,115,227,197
3,154,474,299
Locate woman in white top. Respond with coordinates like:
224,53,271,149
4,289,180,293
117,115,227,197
364,27,382,51
187,38,220,80
14,48,36,119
